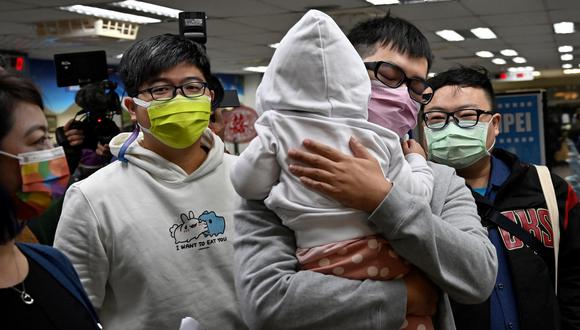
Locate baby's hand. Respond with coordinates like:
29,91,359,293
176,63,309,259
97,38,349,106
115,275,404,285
401,139,426,158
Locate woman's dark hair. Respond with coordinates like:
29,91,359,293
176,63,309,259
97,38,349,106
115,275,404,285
119,34,212,97
347,12,433,70
0,185,20,244
0,74,44,143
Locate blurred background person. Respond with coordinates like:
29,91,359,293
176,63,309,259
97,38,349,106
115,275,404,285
56,81,120,182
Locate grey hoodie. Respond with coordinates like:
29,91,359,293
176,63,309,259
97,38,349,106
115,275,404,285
55,129,247,330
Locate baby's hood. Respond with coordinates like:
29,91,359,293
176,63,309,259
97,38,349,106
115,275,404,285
256,10,370,119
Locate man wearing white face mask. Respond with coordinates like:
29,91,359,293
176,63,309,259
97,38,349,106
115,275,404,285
422,66,580,330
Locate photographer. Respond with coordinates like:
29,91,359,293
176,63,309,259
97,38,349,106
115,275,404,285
57,81,120,181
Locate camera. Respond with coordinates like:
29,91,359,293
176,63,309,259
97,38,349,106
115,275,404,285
179,12,207,45
56,80,121,150
54,50,121,150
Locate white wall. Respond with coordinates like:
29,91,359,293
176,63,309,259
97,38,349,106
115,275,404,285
239,73,262,109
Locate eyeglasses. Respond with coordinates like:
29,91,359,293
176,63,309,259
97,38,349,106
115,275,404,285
364,61,434,105
138,81,208,101
422,109,497,129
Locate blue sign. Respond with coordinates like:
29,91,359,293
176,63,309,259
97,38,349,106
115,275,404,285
495,92,544,164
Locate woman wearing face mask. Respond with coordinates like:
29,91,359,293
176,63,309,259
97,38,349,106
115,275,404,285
0,74,101,329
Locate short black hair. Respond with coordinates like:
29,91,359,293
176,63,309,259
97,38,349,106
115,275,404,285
0,74,44,143
347,13,433,70
427,65,495,107
119,34,212,97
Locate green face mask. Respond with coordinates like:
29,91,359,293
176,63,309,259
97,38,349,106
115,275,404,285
424,120,494,169
134,95,211,149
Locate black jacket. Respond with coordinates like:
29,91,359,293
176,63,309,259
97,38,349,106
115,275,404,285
451,148,580,330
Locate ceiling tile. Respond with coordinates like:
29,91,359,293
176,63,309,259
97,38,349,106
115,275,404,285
460,0,545,15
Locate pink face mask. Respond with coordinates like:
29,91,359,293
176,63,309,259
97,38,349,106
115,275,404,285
367,79,421,137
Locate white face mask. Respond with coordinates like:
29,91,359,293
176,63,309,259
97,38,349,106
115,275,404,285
424,120,495,169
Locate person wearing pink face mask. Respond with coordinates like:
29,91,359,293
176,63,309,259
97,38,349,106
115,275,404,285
231,10,437,329
366,65,426,139
234,12,497,330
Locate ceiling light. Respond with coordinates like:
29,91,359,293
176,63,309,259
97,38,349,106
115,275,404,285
554,22,575,34
435,30,464,41
366,0,400,4
513,57,527,63
532,71,541,77
561,54,574,61
558,45,573,53
563,68,580,74
562,63,573,69
475,51,494,58
60,5,161,24
116,53,123,59
470,27,497,39
269,43,280,49
110,1,182,19
508,66,533,72
500,49,518,56
244,66,268,73
492,58,506,65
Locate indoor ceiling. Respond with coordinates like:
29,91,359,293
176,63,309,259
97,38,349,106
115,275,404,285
0,0,579,77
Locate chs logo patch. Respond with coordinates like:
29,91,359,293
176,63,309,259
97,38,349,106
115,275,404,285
499,208,554,250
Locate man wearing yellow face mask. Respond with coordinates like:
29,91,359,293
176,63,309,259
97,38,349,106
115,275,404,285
54,34,247,330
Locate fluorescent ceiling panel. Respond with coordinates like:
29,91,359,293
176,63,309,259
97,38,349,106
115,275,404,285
554,22,575,34
471,27,497,39
110,1,182,19
500,49,518,56
60,5,161,24
244,66,268,73
366,0,400,5
476,51,494,58
558,45,573,53
436,29,464,41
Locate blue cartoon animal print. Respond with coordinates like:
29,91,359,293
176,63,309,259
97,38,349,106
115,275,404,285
198,211,226,237
169,211,208,244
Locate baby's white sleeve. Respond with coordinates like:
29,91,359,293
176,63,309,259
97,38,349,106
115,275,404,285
230,126,281,200
404,153,434,201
